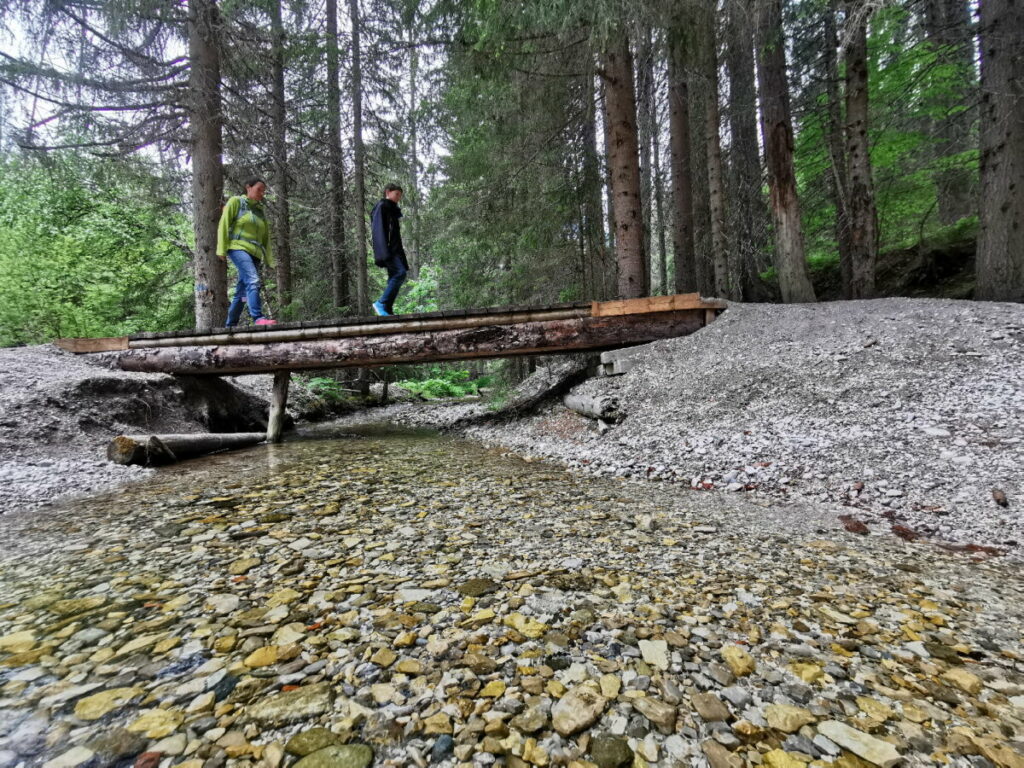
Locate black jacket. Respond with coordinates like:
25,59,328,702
370,198,406,267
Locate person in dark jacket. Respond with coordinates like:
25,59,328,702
370,183,408,316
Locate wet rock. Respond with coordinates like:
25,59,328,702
589,735,633,768
292,745,373,768
243,682,333,726
285,728,344,757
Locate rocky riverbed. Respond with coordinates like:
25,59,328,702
380,299,1024,556
1,428,1023,768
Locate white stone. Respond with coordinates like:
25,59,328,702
639,639,670,671
817,721,902,768
42,747,95,768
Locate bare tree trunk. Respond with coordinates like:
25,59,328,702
637,30,655,297
823,0,853,298
269,0,292,314
349,0,368,314
686,3,714,296
600,79,618,295
843,1,879,299
652,93,669,296
188,0,226,328
976,0,1024,301
407,25,422,279
703,10,732,299
725,0,768,299
669,34,697,293
924,0,977,225
602,35,646,299
583,71,609,299
325,0,348,310
754,0,816,302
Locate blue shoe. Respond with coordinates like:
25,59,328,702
372,301,391,317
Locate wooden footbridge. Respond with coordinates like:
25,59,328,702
59,293,725,443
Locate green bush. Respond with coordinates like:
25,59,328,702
396,365,482,399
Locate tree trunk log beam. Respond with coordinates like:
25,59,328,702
267,371,291,444
107,432,266,466
114,308,716,376
61,294,726,375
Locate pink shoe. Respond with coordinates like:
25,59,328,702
254,318,277,326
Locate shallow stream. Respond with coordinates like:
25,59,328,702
1,424,1022,767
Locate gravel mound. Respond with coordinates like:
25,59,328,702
423,299,1024,553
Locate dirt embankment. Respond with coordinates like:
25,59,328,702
0,346,273,514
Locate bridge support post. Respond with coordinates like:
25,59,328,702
267,370,291,443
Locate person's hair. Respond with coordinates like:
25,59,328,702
384,183,403,195
243,176,267,190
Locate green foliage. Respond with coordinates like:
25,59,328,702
301,376,350,403
396,365,482,399
0,152,192,346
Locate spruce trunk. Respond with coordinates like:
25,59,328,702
188,0,226,328
602,35,647,300
270,0,292,313
843,3,878,299
669,36,697,293
325,0,348,310
976,0,1024,301
755,0,816,303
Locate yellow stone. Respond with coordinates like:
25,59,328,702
116,633,165,657
0,630,35,654
214,636,237,653
546,680,567,698
395,631,418,648
371,648,398,667
266,588,302,607
245,646,279,668
942,668,983,695
733,720,762,738
423,712,453,735
790,662,823,683
600,674,621,699
971,737,1024,768
522,737,550,766
462,609,496,628
126,708,184,738
89,647,115,664
902,703,928,723
153,637,181,655
397,659,422,675
856,696,894,722
49,596,106,616
480,680,506,698
229,558,260,575
74,687,144,720
503,613,548,639
764,750,807,768
764,704,816,733
721,645,756,677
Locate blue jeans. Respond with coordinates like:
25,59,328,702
226,249,264,325
378,255,408,313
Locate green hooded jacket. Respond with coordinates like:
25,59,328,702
217,195,275,268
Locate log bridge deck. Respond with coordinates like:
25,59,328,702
57,293,725,443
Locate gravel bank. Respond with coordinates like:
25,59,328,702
379,299,1024,555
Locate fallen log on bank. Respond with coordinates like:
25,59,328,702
563,392,622,422
107,432,266,466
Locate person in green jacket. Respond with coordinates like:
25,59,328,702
217,177,277,326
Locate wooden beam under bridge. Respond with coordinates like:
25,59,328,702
114,308,714,376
